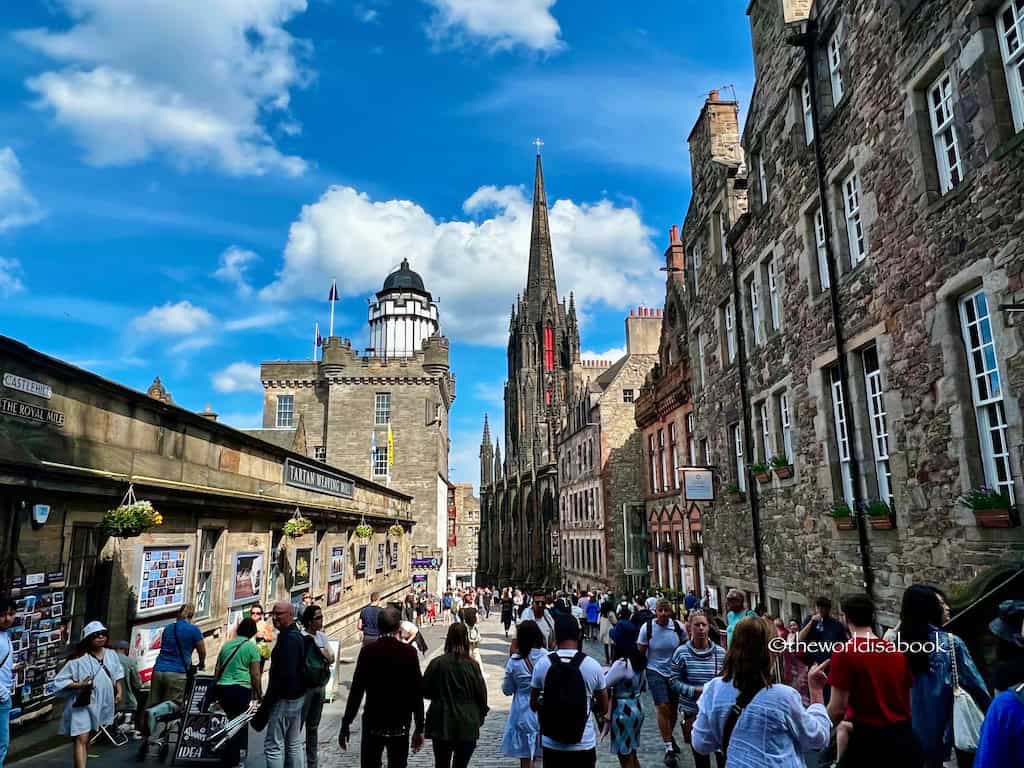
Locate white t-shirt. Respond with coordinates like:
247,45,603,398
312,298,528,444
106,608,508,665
645,596,658,612
519,607,554,646
638,619,688,677
530,649,607,751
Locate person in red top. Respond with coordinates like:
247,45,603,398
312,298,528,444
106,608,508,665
811,593,923,767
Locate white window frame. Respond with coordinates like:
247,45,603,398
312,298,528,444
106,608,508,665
276,394,294,428
374,392,391,425
814,207,830,290
778,391,794,463
686,413,697,466
658,428,668,492
732,423,746,492
719,212,729,263
959,289,1015,503
928,71,963,194
997,0,1024,132
372,446,388,477
313,445,327,462
829,368,856,505
863,346,894,507
623,388,634,403
802,79,814,144
648,434,658,494
843,172,866,266
693,242,702,296
725,301,737,363
697,330,707,388
701,439,711,467
669,423,680,489
828,32,844,104
758,154,768,205
767,257,781,331
749,275,763,346
759,401,772,462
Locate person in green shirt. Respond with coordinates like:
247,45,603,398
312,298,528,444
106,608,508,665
215,618,263,768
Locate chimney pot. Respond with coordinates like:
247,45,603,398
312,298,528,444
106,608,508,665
709,89,720,102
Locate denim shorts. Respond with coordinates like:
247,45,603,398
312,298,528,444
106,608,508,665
646,670,677,707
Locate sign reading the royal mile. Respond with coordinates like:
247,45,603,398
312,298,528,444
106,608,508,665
283,458,354,499
3,373,52,400
0,398,65,428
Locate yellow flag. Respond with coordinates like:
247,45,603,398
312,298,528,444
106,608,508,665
387,423,394,466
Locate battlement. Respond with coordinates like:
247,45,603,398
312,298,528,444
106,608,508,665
629,307,664,318
580,359,613,370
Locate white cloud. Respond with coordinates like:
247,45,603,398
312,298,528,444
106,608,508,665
423,0,563,53
0,148,45,232
0,258,25,297
16,0,310,176
214,246,259,296
133,301,215,335
212,362,264,393
581,346,624,361
224,309,288,332
473,381,505,406
170,336,215,354
262,182,660,346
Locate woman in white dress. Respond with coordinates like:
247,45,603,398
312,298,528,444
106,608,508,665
53,621,124,768
500,620,545,768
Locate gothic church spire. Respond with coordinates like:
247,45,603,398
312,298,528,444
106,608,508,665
526,148,558,313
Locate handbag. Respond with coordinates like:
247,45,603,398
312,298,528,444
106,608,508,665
251,693,276,733
949,632,984,752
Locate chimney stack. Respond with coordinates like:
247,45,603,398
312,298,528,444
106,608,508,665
199,404,219,422
709,89,720,102
664,225,685,280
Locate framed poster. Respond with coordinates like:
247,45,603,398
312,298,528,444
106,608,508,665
137,547,189,615
326,580,342,606
328,546,345,582
129,619,167,683
230,552,264,605
375,543,385,573
388,541,399,570
293,548,312,589
355,545,367,579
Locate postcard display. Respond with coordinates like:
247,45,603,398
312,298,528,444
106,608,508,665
138,547,188,612
8,570,67,720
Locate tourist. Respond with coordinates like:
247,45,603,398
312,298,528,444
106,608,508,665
214,617,263,768
450,592,462,625
599,600,618,666
683,590,700,615
359,592,382,646
301,604,336,768
646,593,659,613
530,613,609,767
585,594,601,642
975,599,1024,768
637,598,688,767
404,594,416,624
900,585,990,768
462,607,482,666
0,598,12,768
501,588,515,638
113,640,143,738
819,593,923,766
482,588,492,620
519,591,555,649
54,621,125,768
264,602,307,768
692,616,829,764
797,596,848,668
250,604,275,664
501,620,545,768
604,621,647,768
723,589,756,647
423,623,489,768
671,609,726,768
513,589,523,621
340,606,425,766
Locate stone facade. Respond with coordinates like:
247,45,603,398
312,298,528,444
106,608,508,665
447,482,480,586
559,312,662,594
672,0,1024,626
477,153,584,590
259,265,455,593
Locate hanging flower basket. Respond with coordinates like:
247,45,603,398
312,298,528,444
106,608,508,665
355,522,374,539
388,524,405,538
282,512,313,538
102,484,161,538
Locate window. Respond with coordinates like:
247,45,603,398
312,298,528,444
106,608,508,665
543,325,555,371
648,434,658,494
759,402,772,462
802,79,814,144
732,424,746,492
658,428,668,492
758,154,768,205
697,330,706,389
374,392,391,425
276,394,294,427
928,72,963,194
777,390,794,462
814,208,830,290
719,212,729,262
693,242,702,295
372,446,388,477
960,289,1015,502
194,529,221,620
767,257,781,331
355,545,368,579
623,389,634,403
66,525,102,641
724,301,737,363
686,413,697,465
843,172,866,266
828,32,844,103
669,423,680,489
313,445,327,462
748,275,763,346
863,346,894,507
997,0,1024,132
829,367,855,504
701,439,710,467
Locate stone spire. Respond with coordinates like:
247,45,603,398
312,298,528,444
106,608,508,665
526,150,558,316
480,414,494,487
481,413,491,446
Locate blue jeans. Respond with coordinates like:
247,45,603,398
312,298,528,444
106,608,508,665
0,698,11,768
265,696,306,768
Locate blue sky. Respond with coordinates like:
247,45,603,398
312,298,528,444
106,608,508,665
0,1,753,488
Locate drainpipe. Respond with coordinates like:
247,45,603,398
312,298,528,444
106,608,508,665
790,20,874,598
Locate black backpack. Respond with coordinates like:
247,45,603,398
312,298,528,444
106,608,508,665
302,635,331,689
540,651,589,744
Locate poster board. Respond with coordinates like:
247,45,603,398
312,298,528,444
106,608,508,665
326,580,342,606
129,619,168,684
230,552,264,606
328,546,344,581
8,570,67,719
172,675,227,764
138,547,189,616
293,547,312,589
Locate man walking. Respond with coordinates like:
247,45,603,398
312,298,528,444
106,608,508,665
724,589,756,647
638,599,689,766
0,598,16,768
519,591,555,649
799,596,849,667
530,614,609,767
265,601,308,768
358,593,381,646
339,607,425,767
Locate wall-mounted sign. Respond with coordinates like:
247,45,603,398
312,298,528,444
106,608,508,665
3,373,52,400
283,458,354,499
230,552,264,606
1,398,64,428
138,547,189,614
683,469,715,501
412,574,427,585
782,0,812,24
411,557,441,570
32,504,50,527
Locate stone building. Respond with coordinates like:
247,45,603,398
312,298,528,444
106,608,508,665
558,310,662,594
670,0,1024,626
447,482,480,588
0,335,412,738
477,151,584,589
257,262,455,593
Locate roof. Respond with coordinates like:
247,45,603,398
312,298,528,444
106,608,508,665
241,428,300,451
381,258,429,295
594,355,629,389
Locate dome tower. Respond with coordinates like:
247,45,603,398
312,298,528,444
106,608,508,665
367,258,440,357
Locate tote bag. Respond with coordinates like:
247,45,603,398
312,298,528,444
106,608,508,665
948,633,984,752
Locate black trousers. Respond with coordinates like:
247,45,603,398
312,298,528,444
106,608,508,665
432,739,476,768
839,721,923,768
216,684,252,768
543,747,596,767
360,729,410,768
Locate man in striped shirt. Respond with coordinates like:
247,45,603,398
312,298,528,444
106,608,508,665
670,611,726,768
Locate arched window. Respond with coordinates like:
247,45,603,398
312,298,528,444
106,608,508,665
543,325,555,370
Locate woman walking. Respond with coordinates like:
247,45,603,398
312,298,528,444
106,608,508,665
501,621,545,768
53,621,124,768
901,584,990,768
604,621,647,768
501,588,515,638
599,600,618,665
213,617,263,768
671,610,727,768
463,607,482,666
301,604,336,768
423,623,489,768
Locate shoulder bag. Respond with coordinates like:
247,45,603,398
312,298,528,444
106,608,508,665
949,632,984,752
721,684,763,761
200,640,246,713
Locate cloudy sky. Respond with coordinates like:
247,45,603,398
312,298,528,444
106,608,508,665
0,1,753,488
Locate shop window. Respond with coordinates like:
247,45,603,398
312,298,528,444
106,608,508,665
194,529,222,620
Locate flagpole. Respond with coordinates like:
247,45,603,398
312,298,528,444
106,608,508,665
313,321,319,361
329,278,337,338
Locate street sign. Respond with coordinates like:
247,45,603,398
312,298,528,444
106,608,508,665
683,469,715,501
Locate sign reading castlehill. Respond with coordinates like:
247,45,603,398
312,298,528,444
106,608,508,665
0,397,65,428
3,373,52,400
283,458,354,499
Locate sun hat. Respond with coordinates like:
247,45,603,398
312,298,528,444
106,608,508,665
989,600,1024,647
82,620,108,639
